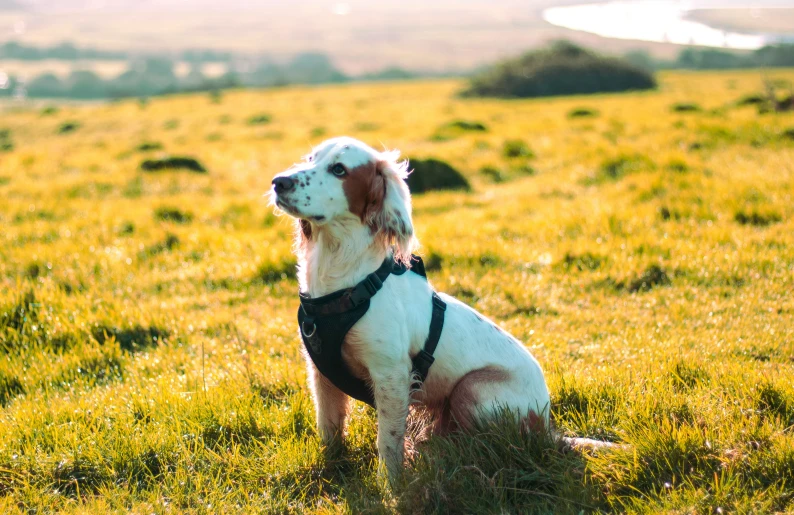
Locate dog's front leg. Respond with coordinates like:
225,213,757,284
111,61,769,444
370,366,411,483
307,361,349,444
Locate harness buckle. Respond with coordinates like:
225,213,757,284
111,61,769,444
412,349,435,382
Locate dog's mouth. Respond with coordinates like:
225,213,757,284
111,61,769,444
275,198,326,223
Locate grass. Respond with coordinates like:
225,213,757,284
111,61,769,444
0,70,793,513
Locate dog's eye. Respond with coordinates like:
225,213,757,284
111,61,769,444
329,163,347,177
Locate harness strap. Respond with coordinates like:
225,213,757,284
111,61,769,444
300,257,396,317
411,292,446,384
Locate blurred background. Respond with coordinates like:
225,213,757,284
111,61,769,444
1,0,793,101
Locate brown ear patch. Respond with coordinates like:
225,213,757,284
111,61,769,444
342,160,385,224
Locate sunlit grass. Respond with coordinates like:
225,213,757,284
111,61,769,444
1,70,793,512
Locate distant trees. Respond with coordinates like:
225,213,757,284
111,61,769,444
462,41,656,98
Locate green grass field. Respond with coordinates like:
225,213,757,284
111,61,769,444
1,70,794,513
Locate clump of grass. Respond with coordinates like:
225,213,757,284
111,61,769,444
424,251,443,272
735,209,782,227
140,156,207,173
782,128,794,141
310,127,326,138
443,120,487,132
0,371,25,406
586,154,654,184
141,233,180,257
671,102,701,113
135,141,163,152
735,93,765,107
479,165,504,183
91,324,169,353
247,113,272,125
431,119,488,141
117,221,135,235
57,121,80,134
406,158,471,194
627,265,671,292
163,119,179,130
502,139,534,158
559,252,604,271
668,361,709,391
253,258,297,284
568,107,599,118
154,207,193,224
40,106,59,116
666,158,689,173
0,129,13,152
51,457,113,497
354,122,379,132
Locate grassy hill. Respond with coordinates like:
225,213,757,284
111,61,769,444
1,70,794,512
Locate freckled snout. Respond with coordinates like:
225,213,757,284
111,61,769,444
272,176,295,195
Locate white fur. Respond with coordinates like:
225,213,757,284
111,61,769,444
271,137,553,481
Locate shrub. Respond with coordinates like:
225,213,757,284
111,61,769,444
736,93,766,106
568,107,599,118
502,139,534,158
461,41,656,98
406,158,471,194
140,156,207,173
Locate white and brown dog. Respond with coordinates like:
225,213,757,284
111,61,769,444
270,137,608,481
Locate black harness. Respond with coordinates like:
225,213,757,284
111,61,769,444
298,255,446,407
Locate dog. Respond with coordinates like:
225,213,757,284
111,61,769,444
270,137,614,481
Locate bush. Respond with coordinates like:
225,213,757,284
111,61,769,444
442,120,487,132
0,129,12,152
735,210,782,227
140,156,207,173
461,41,656,98
406,158,471,194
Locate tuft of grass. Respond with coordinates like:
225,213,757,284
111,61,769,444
479,165,504,183
586,153,654,184
627,265,671,292
671,102,701,113
91,324,169,353
154,206,193,224
0,371,25,406
247,113,272,125
568,107,599,118
735,210,782,227
140,156,207,173
253,259,298,284
559,252,604,271
40,106,59,116
135,141,164,152
502,139,534,159
57,121,81,134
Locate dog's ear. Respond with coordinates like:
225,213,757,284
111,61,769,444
370,152,417,266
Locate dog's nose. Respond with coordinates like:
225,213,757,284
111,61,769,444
272,176,295,194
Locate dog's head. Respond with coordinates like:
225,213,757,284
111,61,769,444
270,137,416,264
